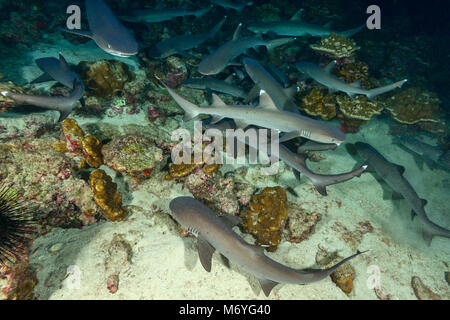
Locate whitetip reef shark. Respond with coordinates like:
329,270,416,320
209,0,253,12
198,23,295,75
296,61,408,100
62,0,138,57
160,79,346,145
182,76,247,99
148,16,227,59
1,78,85,122
398,136,450,171
248,9,364,38
170,196,365,297
243,57,299,113
353,142,450,245
119,6,212,23
31,53,79,89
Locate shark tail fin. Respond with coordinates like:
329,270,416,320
265,37,296,54
366,79,408,100
339,24,366,38
321,250,367,276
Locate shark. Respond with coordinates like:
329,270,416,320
209,0,253,12
148,17,226,59
61,0,138,57
296,61,408,100
1,78,85,122
353,142,450,245
170,196,365,296
119,6,212,23
248,9,364,38
243,57,299,113
31,54,79,89
182,77,247,99
398,136,450,171
160,79,346,145
198,23,295,75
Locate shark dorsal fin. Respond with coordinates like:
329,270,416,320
211,94,227,107
283,85,299,98
59,53,69,69
258,278,279,297
323,21,333,29
290,8,304,21
324,60,337,74
197,236,216,272
232,23,243,40
258,90,278,110
224,73,235,84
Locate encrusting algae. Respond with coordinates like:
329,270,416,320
241,186,288,252
89,169,127,222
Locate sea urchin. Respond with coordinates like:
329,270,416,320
0,185,36,270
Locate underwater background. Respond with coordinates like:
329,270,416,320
0,0,449,300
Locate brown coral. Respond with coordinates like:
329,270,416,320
0,81,28,111
333,61,374,89
81,136,103,167
310,33,360,58
78,60,134,98
299,88,337,120
384,88,443,124
411,276,441,300
336,95,384,121
89,169,127,222
240,187,288,252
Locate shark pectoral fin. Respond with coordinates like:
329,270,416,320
258,90,279,110
392,191,404,200
258,278,279,297
197,237,216,272
60,27,93,39
245,85,260,103
314,184,328,196
395,164,406,175
293,169,301,181
210,115,225,124
30,73,54,85
279,131,300,143
220,215,241,228
211,94,228,107
57,107,73,122
422,230,433,246
183,112,197,122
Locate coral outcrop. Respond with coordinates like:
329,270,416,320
240,187,288,252
89,169,127,222
78,60,134,98
310,33,360,58
299,88,337,120
336,95,384,121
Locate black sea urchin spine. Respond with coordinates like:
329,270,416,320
0,185,36,269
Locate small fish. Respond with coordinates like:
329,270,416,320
119,6,212,23
198,23,295,75
1,78,84,122
170,196,366,296
61,0,138,57
354,142,450,245
148,17,226,59
296,61,407,100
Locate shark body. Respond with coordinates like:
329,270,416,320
354,142,450,245
148,17,226,59
296,61,407,100
398,136,450,171
31,54,79,89
209,0,253,12
182,77,247,99
62,0,138,57
1,78,85,122
170,196,364,296
161,80,345,145
243,58,298,113
119,6,212,23
198,23,295,75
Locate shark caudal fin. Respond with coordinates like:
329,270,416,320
339,24,366,38
366,79,408,100
158,77,201,122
